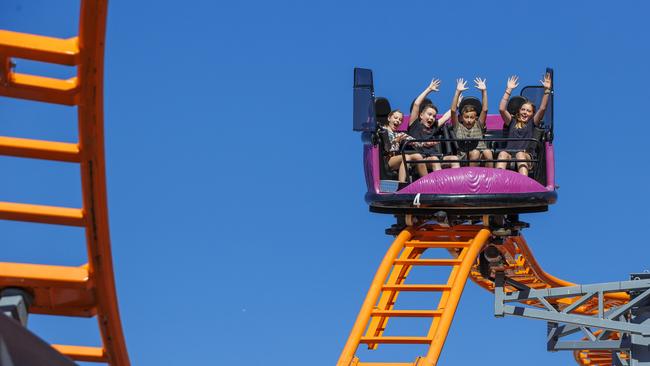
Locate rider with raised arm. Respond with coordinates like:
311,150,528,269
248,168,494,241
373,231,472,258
451,77,493,167
407,78,460,171
496,74,552,176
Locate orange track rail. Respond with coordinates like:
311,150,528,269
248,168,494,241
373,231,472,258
0,1,129,365
338,224,630,366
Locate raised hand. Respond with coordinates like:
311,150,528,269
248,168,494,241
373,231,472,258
456,78,468,92
506,75,519,91
457,93,464,108
540,73,552,89
474,77,487,91
428,78,441,92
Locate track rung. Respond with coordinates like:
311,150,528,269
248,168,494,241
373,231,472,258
0,262,88,287
393,259,462,266
382,284,451,292
404,240,470,248
357,363,415,366
0,262,94,317
360,336,431,345
0,136,80,162
371,309,443,317
52,345,107,362
0,30,79,65
0,74,78,105
0,201,84,226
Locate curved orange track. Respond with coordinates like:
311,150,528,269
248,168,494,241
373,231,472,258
338,224,631,366
0,1,129,364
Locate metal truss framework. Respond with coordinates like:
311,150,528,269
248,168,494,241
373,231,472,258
0,1,130,364
495,273,650,365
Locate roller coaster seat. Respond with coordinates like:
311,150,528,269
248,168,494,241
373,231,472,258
375,97,391,127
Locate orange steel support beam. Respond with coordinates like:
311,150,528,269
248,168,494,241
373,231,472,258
0,202,84,226
338,229,414,365
0,30,79,65
52,344,108,362
0,1,130,364
419,229,490,366
0,136,80,162
338,227,491,366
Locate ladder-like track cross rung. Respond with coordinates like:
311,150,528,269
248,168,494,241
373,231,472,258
404,240,470,248
357,363,415,366
371,309,443,317
0,74,78,105
0,136,80,162
0,201,84,226
0,262,88,287
52,345,107,362
360,336,431,345
0,262,95,317
0,30,79,65
393,259,462,266
382,284,452,292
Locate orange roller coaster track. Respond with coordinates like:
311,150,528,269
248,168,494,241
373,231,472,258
0,1,129,365
338,224,631,366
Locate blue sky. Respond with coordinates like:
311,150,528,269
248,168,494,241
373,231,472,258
1,0,650,365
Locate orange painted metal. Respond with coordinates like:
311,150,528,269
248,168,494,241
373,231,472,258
338,229,414,366
0,30,79,65
0,262,95,317
52,344,107,362
0,136,80,162
419,229,490,366
0,1,130,364
0,202,85,226
337,226,491,366
467,235,630,366
339,224,630,366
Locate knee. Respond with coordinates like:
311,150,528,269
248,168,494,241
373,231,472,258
498,152,510,159
469,150,480,159
515,152,527,159
482,150,493,158
428,156,440,161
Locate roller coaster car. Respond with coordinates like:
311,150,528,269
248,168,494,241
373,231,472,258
353,68,557,215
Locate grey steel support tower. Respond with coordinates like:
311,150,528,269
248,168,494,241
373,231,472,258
494,272,650,366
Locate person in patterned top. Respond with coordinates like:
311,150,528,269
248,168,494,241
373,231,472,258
450,77,493,167
380,110,431,182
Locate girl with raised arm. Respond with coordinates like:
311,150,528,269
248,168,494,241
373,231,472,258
496,74,552,176
381,110,429,182
451,77,493,167
407,78,459,171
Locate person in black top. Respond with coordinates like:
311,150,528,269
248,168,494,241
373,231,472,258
496,74,552,176
407,78,460,171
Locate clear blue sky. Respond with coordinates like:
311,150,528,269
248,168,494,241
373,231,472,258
1,0,650,365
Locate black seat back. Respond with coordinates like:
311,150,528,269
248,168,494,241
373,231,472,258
375,97,391,127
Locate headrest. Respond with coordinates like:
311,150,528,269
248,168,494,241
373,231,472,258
458,97,482,115
374,97,391,127
410,97,436,116
375,97,391,117
507,96,528,116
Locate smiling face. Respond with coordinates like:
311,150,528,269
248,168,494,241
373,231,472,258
419,106,437,127
387,111,403,130
517,102,535,123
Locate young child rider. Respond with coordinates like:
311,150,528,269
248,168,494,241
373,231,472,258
450,77,493,167
407,78,460,171
381,109,429,182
